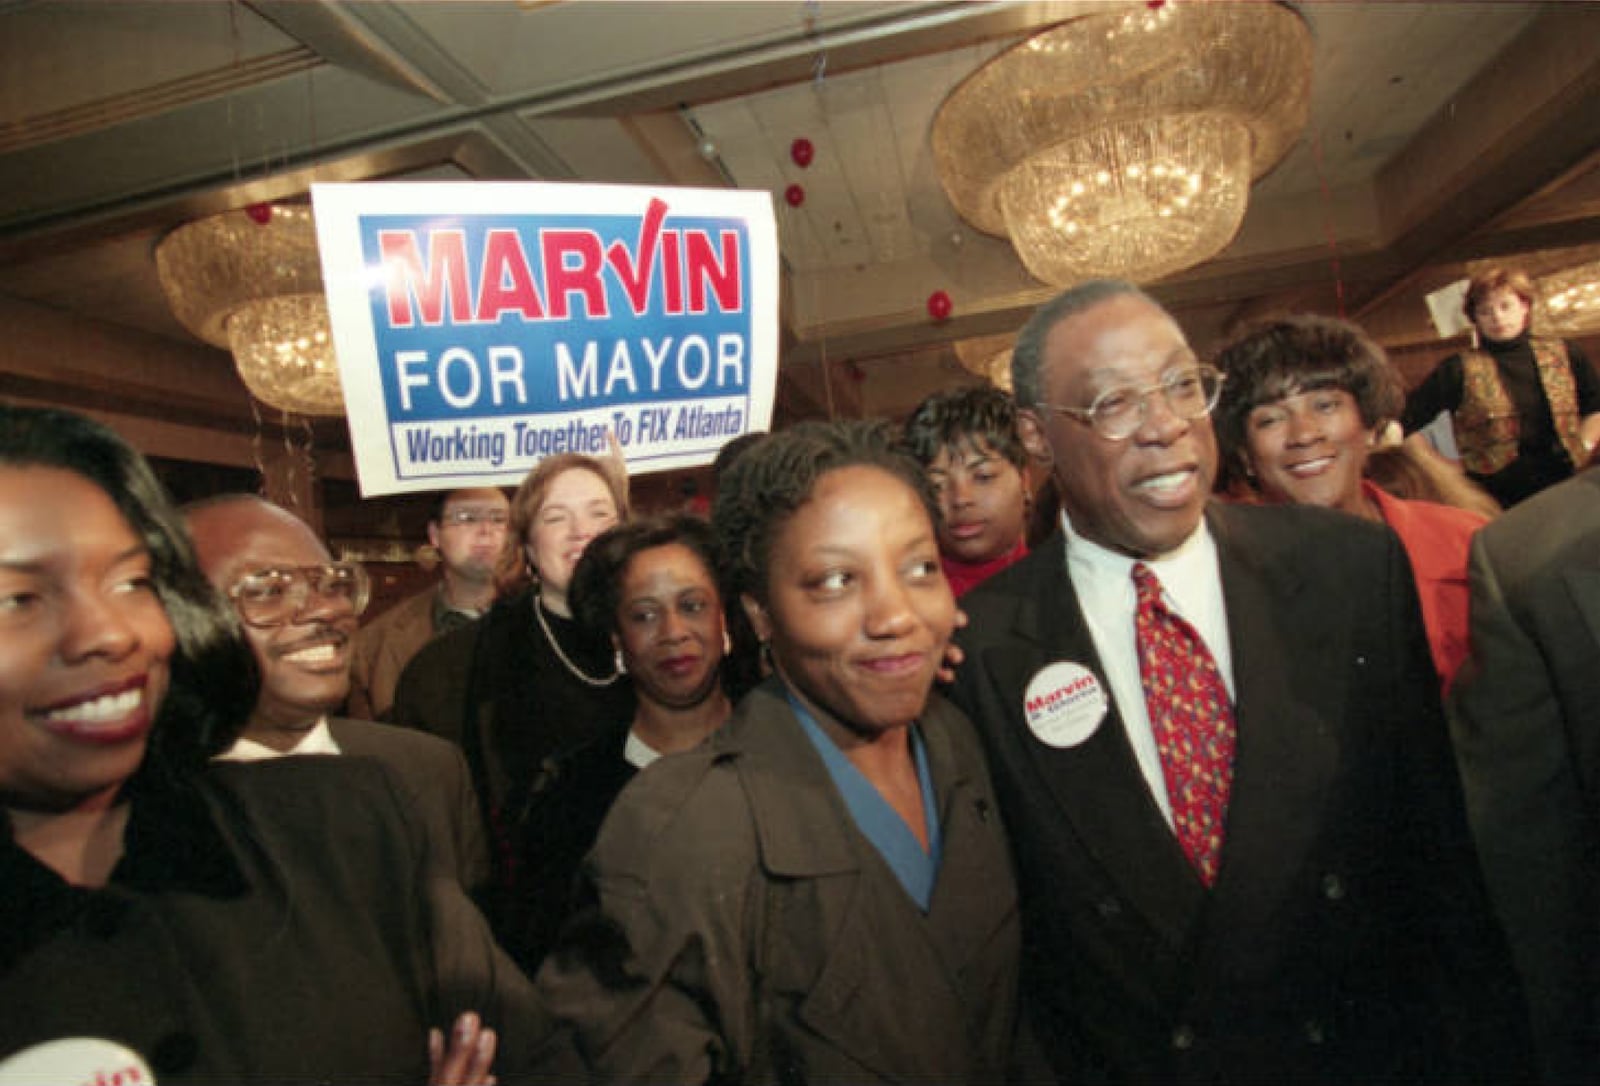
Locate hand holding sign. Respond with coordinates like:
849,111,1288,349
601,427,631,507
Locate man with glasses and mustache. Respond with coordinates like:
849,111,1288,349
349,488,510,721
948,280,1530,1083
185,494,489,898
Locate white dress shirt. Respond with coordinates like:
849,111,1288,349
214,716,342,762
1059,511,1235,826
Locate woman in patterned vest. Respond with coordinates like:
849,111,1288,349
1402,266,1600,507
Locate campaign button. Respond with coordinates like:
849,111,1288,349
1023,661,1107,748
0,1037,155,1084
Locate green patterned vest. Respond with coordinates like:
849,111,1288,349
1454,337,1584,476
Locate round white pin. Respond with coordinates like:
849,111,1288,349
0,1037,155,1084
1023,661,1107,748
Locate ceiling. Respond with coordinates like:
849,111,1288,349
2,0,1599,507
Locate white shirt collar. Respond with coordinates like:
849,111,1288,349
1053,507,1234,828
1059,508,1220,632
214,716,341,763
624,729,663,770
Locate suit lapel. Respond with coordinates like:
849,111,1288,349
327,717,369,757
731,685,1002,1082
1200,508,1340,945
1000,512,1345,953
1565,565,1600,654
920,698,1020,982
1002,543,1205,949
734,683,862,879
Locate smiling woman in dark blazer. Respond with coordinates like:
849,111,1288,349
0,404,546,1084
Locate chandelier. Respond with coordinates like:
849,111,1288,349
155,204,345,416
1539,261,1600,337
931,3,1312,286
953,334,1016,391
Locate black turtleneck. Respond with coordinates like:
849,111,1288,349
1401,331,1600,506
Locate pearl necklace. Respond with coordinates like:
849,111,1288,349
534,595,621,688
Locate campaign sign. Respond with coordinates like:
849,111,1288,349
311,182,779,496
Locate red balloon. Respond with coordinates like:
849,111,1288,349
784,183,806,208
245,203,273,225
927,289,953,322
790,137,815,168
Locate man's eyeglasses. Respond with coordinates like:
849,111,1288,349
1037,365,1226,442
227,563,371,628
439,509,510,529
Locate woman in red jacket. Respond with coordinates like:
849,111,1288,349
1214,314,1487,692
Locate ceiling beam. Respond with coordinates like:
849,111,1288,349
1350,4,1600,316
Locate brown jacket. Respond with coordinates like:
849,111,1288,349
349,585,439,721
536,680,1022,1083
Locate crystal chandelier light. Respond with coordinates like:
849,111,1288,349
953,334,1016,391
1540,262,1600,337
155,204,345,416
931,3,1312,286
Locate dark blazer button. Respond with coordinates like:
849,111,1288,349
974,797,991,822
1322,873,1345,901
81,896,128,939
150,1031,199,1074
1304,1019,1327,1045
1171,1025,1195,1051
1095,896,1121,919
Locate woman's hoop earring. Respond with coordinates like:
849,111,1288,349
614,649,627,676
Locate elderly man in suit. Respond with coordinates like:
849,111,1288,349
348,487,509,721
1452,465,1600,1083
186,494,489,898
948,279,1529,1083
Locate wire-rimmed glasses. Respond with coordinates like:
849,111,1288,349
439,509,509,529
1036,365,1226,441
227,562,371,627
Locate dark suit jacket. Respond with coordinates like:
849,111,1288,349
1451,467,1600,1083
494,720,636,973
950,501,1530,1084
0,758,554,1082
328,716,491,899
536,680,1021,1083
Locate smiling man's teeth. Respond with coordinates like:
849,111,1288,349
1136,470,1191,493
45,688,141,724
285,643,338,664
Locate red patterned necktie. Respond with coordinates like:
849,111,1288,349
1132,562,1236,886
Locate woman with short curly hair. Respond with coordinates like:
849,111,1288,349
1215,314,1488,690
